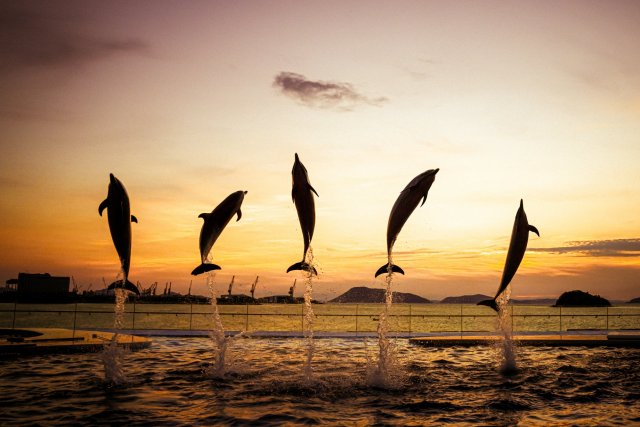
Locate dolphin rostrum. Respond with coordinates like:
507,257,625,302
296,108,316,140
287,153,318,275
99,173,140,295
375,168,439,278
478,199,540,312
191,190,247,276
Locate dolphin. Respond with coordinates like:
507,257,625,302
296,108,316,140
191,190,247,276
287,153,319,275
375,168,439,278
478,199,540,312
99,173,140,295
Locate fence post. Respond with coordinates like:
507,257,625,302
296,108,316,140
511,305,514,333
460,304,463,337
245,304,249,332
409,304,412,335
189,303,193,330
12,302,17,329
301,303,304,334
606,306,609,331
72,302,78,339
132,301,136,330
559,306,563,335
355,304,359,336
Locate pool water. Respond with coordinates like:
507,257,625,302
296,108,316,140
1,337,639,425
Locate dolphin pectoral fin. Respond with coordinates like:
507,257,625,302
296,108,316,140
287,262,317,276
198,213,209,220
529,225,540,237
374,264,405,278
477,299,499,312
99,199,108,216
309,184,319,197
131,215,138,223
236,208,242,221
191,263,221,276
420,194,427,207
108,280,140,296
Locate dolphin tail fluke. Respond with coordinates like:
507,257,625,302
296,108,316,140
477,299,499,312
191,263,222,276
108,279,140,296
374,264,405,278
286,262,318,276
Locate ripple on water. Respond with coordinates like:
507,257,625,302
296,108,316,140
1,338,639,426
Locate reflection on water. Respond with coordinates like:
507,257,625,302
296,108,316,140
1,338,638,426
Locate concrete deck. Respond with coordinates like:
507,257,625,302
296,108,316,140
0,328,152,357
409,332,640,348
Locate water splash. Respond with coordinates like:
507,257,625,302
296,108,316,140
495,285,517,375
368,266,401,388
101,286,128,384
302,247,316,383
205,273,237,378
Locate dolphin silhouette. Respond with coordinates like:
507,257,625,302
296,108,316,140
191,190,247,276
287,153,318,275
99,173,140,295
375,168,439,278
478,199,540,312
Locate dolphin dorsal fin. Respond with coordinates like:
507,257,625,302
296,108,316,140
131,215,138,223
198,213,210,220
529,225,540,237
98,199,108,216
236,208,242,221
309,184,319,197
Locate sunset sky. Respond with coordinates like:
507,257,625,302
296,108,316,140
1,0,639,301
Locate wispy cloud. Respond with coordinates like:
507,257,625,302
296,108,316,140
0,4,148,73
273,72,387,111
530,238,640,257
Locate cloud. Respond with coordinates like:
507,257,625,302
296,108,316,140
0,4,148,73
530,238,640,257
273,72,387,110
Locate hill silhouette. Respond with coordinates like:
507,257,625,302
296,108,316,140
554,290,611,307
330,287,430,304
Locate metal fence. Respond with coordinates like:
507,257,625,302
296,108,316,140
1,303,639,334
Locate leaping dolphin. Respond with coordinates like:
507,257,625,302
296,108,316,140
99,173,140,295
478,199,540,312
375,168,439,278
191,190,247,276
287,153,318,275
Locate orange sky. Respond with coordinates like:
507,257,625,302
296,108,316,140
1,1,639,301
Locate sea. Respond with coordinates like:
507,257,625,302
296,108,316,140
1,337,639,425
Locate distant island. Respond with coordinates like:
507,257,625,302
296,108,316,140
628,297,640,304
554,290,611,307
439,294,491,304
438,294,557,305
330,287,430,304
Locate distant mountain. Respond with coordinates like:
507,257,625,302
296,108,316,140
554,290,611,307
329,287,430,304
628,297,640,304
440,294,557,305
439,294,491,304
510,298,557,306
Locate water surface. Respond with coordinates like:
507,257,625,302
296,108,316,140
1,338,639,425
